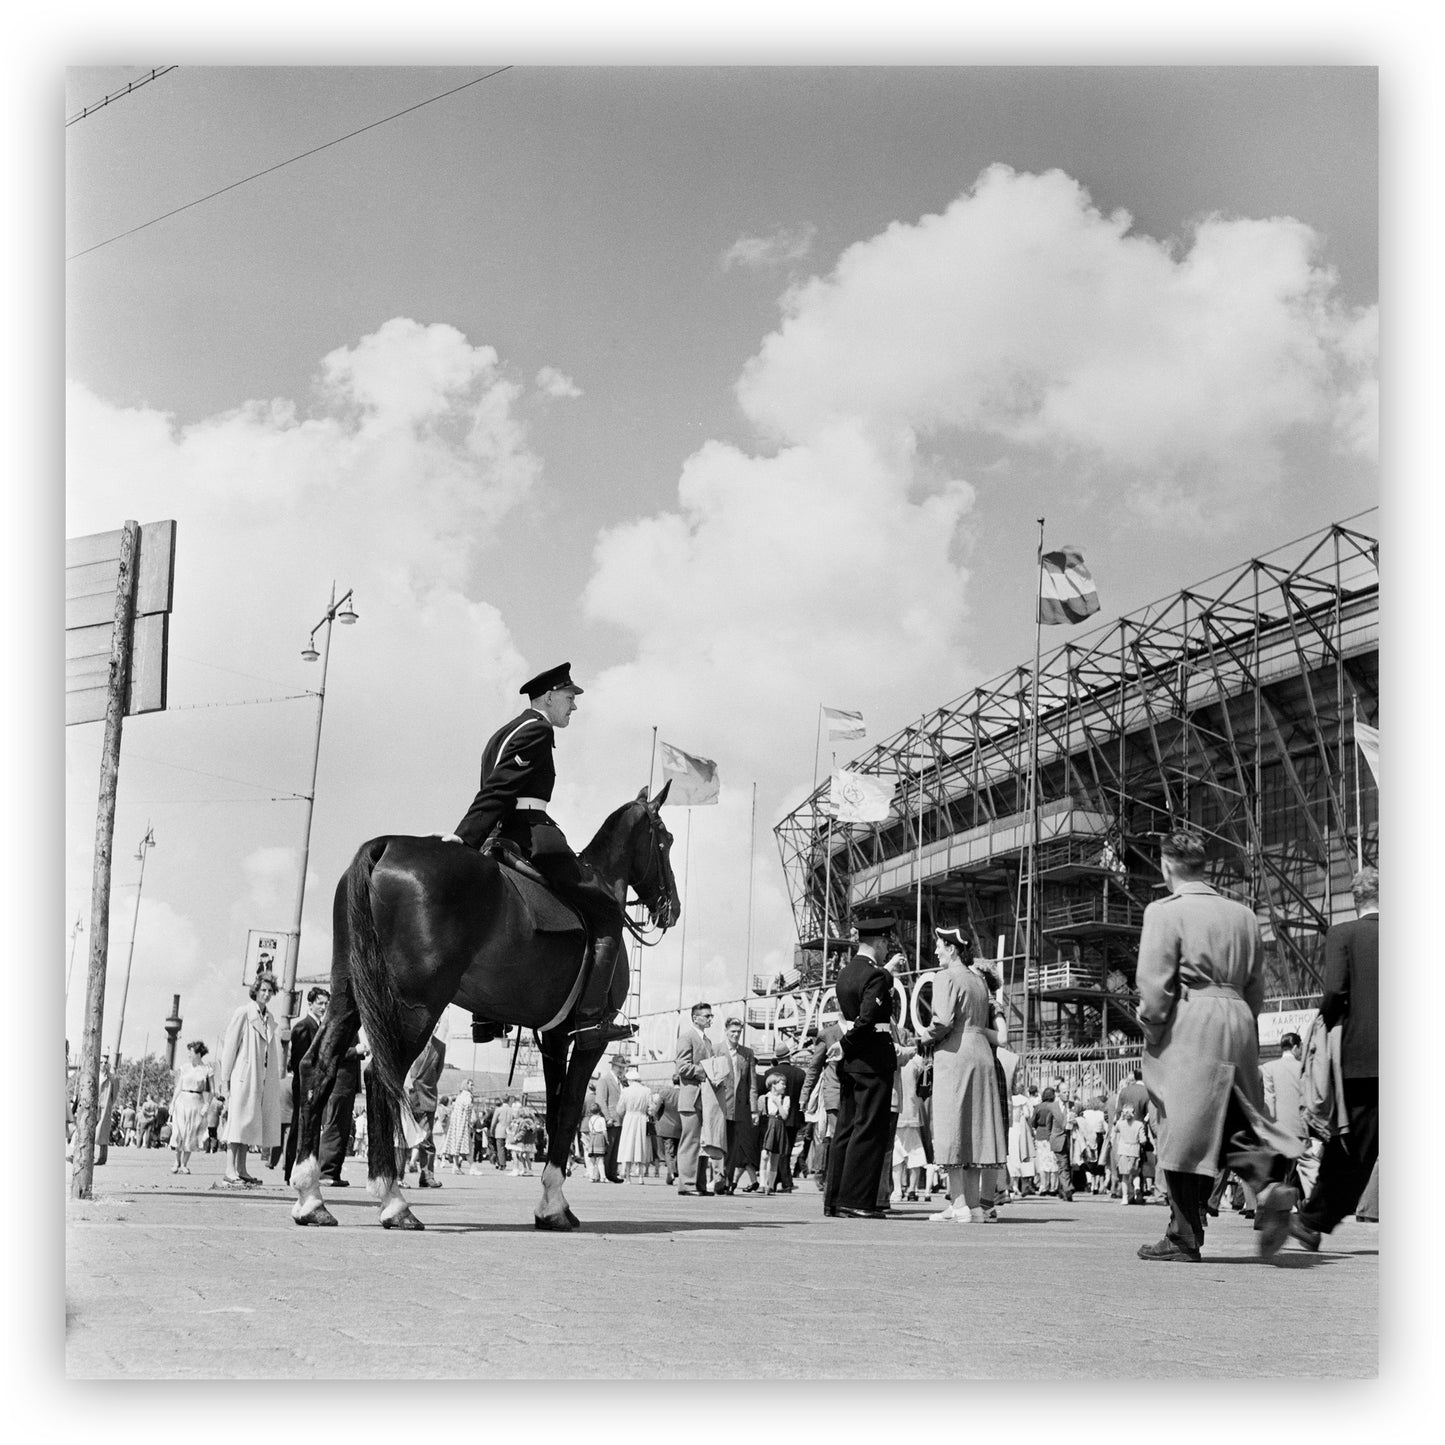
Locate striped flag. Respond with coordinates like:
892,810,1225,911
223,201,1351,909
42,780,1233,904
1039,546,1100,625
824,707,865,740
1353,721,1379,784
825,768,895,824
658,741,720,805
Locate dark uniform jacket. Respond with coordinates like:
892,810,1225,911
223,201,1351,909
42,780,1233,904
287,1011,321,1077
834,955,898,1074
455,708,558,851
1321,912,1378,1079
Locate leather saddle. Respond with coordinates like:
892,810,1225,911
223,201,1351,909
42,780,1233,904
488,842,587,936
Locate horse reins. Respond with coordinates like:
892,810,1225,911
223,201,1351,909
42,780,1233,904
622,804,674,948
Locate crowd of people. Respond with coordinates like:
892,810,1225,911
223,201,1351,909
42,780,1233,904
71,834,1377,1268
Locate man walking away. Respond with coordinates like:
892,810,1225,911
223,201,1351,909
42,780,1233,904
1290,866,1379,1250
1135,831,1303,1263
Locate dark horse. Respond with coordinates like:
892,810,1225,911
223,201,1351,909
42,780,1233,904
290,784,679,1231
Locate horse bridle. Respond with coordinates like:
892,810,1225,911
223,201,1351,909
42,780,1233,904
622,802,675,947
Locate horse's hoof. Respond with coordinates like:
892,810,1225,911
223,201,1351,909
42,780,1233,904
380,1208,424,1231
293,1205,337,1227
534,1211,576,1232
564,1207,580,1228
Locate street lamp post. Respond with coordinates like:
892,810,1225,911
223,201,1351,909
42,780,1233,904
111,824,156,1064
282,583,358,1023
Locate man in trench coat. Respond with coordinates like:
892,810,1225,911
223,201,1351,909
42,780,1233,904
1136,831,1303,1262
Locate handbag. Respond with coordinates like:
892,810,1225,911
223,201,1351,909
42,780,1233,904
915,1058,933,1100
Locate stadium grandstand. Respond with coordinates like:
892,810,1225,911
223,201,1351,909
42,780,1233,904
769,514,1378,1086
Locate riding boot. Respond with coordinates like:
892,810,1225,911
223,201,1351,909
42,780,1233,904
471,1015,510,1044
569,934,636,1047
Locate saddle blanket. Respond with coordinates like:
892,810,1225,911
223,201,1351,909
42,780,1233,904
498,864,587,936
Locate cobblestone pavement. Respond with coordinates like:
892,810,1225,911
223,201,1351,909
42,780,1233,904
65,1148,1378,1379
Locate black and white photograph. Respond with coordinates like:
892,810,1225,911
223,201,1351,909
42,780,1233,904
43,3,1423,1410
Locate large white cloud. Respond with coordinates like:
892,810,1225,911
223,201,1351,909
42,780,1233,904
737,165,1377,508
65,319,567,1052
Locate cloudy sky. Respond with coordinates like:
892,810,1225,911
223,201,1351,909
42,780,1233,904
63,62,1378,1067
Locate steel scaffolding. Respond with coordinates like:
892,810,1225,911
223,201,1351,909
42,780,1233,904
773,514,1378,1058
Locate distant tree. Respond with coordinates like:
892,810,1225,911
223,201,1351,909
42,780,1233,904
115,1053,176,1111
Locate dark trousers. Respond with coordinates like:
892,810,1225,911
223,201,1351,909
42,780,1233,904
656,1134,678,1184
777,1124,798,1190
1163,1090,1290,1252
282,1078,304,1181
412,1112,436,1175
1298,1077,1378,1235
319,1084,358,1181
826,1041,896,1213
605,1123,623,1182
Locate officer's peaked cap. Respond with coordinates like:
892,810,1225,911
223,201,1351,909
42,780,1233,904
521,662,584,697
852,916,896,940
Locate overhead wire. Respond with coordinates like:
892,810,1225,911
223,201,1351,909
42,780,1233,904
66,66,178,127
67,65,514,262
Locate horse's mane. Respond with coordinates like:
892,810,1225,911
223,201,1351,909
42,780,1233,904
579,795,647,861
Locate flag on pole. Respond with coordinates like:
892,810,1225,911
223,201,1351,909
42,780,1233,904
823,707,866,740
1039,546,1100,625
825,768,895,824
658,741,720,805
1353,720,1379,785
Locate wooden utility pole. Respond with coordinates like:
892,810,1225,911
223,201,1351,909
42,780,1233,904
71,520,139,1199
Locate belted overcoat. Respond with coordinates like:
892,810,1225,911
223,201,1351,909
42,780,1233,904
1137,881,1302,1177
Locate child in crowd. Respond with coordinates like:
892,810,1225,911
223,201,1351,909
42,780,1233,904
760,1073,791,1194
507,1106,537,1176
1113,1105,1145,1204
585,1101,609,1182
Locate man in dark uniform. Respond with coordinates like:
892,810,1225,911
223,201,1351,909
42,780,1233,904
1290,863,1379,1250
445,662,633,1048
282,985,329,1185
319,1031,367,1187
823,917,899,1219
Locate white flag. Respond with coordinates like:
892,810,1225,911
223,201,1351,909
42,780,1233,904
1353,721,1379,785
823,707,865,740
826,768,894,824
658,741,720,805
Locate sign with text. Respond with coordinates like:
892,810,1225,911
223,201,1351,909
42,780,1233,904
1258,1008,1317,1048
65,520,176,726
242,930,290,987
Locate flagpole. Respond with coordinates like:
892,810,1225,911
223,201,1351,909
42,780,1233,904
1023,517,1046,1066
742,781,757,1047
647,725,658,794
675,811,692,1015
914,719,925,975
1352,696,1363,870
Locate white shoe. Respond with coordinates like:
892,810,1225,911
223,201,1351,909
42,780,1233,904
889,1190,903,1203
968,1207,987,1223
927,1204,959,1222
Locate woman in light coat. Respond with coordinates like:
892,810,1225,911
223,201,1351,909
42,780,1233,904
921,926,1006,1223
616,1067,655,1181
219,971,283,1186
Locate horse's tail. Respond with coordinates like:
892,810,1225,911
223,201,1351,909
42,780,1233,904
342,837,408,1187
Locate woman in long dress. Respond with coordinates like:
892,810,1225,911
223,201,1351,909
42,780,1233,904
219,971,283,1187
168,1040,214,1175
443,1084,474,1173
921,926,1007,1223
616,1067,654,1182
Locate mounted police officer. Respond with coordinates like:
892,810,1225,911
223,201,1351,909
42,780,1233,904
444,663,634,1048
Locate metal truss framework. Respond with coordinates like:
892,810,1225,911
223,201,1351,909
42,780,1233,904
774,516,1379,1025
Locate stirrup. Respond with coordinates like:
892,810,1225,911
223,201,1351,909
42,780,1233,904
569,1013,636,1045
